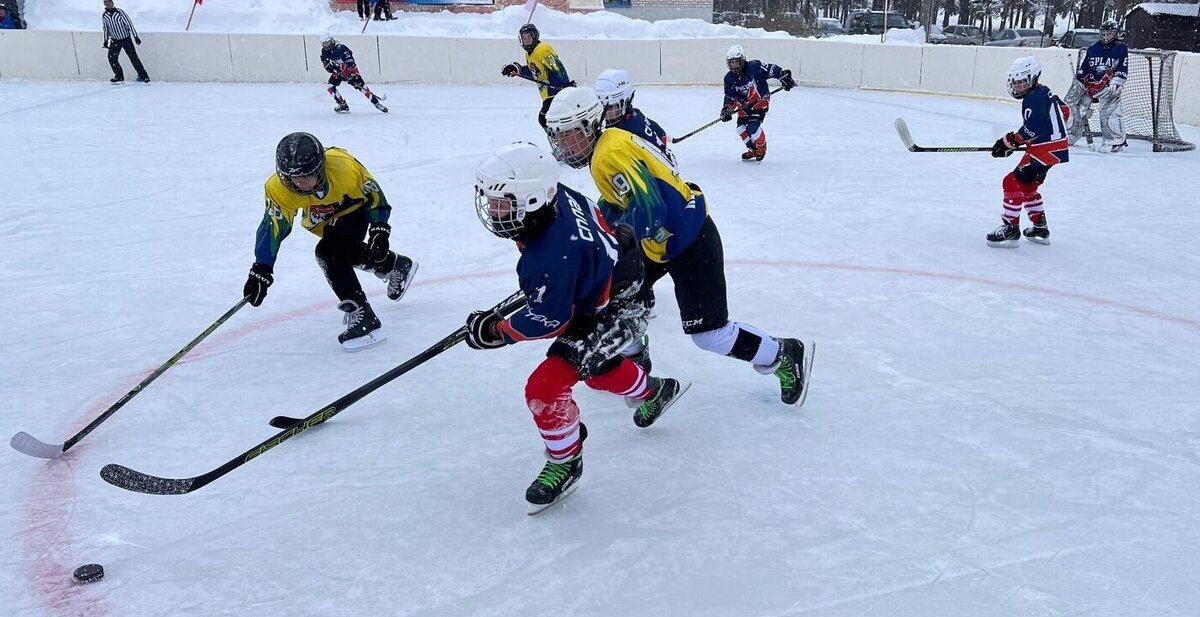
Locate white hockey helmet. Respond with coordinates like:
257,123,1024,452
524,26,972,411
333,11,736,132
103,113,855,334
594,68,635,127
545,86,605,169
1006,56,1041,99
320,33,336,49
726,44,746,72
474,142,560,240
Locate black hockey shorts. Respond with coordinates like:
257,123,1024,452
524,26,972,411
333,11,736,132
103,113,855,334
328,73,365,89
643,216,729,335
314,207,384,304
1012,161,1050,185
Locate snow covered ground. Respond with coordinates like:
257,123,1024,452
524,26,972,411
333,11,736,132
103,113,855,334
3,79,1200,617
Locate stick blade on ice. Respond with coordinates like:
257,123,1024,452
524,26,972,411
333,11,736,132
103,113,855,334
10,431,66,459
100,464,196,495
894,118,917,151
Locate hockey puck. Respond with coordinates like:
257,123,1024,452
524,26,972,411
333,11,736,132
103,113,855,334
73,564,104,584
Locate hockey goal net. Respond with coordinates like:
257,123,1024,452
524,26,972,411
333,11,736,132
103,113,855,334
1080,48,1195,152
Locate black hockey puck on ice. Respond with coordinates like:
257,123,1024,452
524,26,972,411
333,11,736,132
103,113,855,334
73,564,104,584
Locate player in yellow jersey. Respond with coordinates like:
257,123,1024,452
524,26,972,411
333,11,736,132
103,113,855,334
501,23,575,131
242,132,418,352
544,88,815,406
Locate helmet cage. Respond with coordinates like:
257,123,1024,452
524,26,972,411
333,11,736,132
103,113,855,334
545,88,605,169
1099,21,1118,44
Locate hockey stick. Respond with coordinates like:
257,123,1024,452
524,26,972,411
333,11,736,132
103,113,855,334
10,298,249,459
514,73,554,89
100,290,527,495
893,118,1023,153
672,86,786,144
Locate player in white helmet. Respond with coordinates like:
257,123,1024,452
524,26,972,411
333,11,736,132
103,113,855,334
594,68,676,167
719,44,796,161
319,34,387,114
986,56,1071,247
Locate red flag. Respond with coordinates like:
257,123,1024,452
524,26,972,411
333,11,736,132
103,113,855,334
195,0,202,5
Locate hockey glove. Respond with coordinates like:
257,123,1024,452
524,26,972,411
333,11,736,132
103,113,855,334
719,108,734,122
367,222,390,263
991,132,1020,158
501,63,521,77
134,37,141,45
243,262,273,307
465,309,507,350
779,69,796,91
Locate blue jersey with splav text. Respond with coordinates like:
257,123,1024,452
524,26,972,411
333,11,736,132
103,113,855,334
723,60,784,112
612,108,677,168
1076,41,1129,88
320,43,357,75
1012,85,1070,167
497,183,620,344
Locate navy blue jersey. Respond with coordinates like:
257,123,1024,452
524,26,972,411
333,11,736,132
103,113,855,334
498,184,620,343
723,60,784,113
612,108,677,169
1077,41,1129,93
1012,85,1070,167
320,44,357,75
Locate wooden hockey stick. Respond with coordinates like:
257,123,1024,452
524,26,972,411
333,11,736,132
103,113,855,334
894,118,1022,153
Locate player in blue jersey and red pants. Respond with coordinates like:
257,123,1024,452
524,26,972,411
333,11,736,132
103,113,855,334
320,34,387,114
719,44,795,161
464,142,689,515
1064,20,1128,152
987,56,1071,247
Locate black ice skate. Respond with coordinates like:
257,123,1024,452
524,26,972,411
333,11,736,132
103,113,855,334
627,377,690,428
526,424,587,516
383,255,418,301
334,103,350,114
755,338,815,406
1023,224,1050,245
986,220,1021,248
372,97,388,113
740,148,758,161
337,299,385,352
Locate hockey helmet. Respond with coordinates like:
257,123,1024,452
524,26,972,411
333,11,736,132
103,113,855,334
1006,56,1041,99
320,34,336,50
544,87,605,169
474,142,560,241
594,68,635,127
519,23,540,53
276,132,327,195
726,44,746,73
1099,20,1119,44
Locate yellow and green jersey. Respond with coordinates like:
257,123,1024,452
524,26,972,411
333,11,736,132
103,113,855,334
254,147,390,265
591,128,708,264
519,42,571,99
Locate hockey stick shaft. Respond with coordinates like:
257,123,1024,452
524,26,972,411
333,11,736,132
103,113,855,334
515,73,554,88
893,117,1021,153
672,86,786,144
100,290,527,495
10,298,249,459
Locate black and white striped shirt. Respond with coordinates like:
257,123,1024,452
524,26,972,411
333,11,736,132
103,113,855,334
101,8,138,42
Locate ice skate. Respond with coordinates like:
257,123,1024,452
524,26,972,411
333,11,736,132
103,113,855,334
334,103,350,114
372,98,388,113
755,338,815,406
526,424,587,515
382,255,417,301
337,299,385,352
740,148,758,161
627,376,690,428
986,220,1020,248
1023,224,1050,245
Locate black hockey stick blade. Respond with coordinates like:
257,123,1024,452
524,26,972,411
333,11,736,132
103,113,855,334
10,298,248,459
269,415,303,429
673,86,786,144
893,118,1004,153
100,290,527,495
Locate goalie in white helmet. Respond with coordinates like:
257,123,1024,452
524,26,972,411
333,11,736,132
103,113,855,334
464,142,689,514
594,68,676,167
545,87,816,408
1064,19,1128,152
986,56,1071,248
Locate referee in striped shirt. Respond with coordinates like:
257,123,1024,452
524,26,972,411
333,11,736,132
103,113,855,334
101,0,149,83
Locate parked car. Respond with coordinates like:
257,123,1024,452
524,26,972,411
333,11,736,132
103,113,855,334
942,24,988,45
814,17,846,37
927,24,948,43
984,28,1056,47
1057,28,1100,48
844,10,910,35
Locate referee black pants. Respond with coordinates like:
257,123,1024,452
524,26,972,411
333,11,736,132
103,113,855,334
107,37,148,81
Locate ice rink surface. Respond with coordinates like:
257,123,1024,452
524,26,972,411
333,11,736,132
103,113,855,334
2,80,1199,617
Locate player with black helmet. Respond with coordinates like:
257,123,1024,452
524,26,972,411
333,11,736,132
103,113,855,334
500,23,575,132
243,132,418,351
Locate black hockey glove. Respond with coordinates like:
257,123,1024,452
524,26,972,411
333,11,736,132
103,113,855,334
719,108,734,122
991,132,1019,158
779,69,796,91
465,309,507,350
243,262,273,307
134,36,141,45
501,63,520,77
367,222,390,263
567,80,577,88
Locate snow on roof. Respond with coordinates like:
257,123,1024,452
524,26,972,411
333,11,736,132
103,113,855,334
1127,3,1200,18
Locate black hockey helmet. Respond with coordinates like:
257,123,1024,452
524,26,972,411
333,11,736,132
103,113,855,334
519,23,540,53
1099,20,1119,44
275,132,326,195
